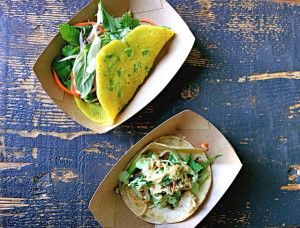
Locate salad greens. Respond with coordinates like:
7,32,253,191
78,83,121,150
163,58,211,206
119,149,220,209
59,23,81,46
52,1,141,101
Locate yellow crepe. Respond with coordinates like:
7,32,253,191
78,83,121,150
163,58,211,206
95,25,174,124
74,97,113,125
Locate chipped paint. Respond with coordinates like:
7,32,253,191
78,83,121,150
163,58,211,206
240,138,254,144
279,137,287,144
13,150,25,159
0,213,27,216
175,0,216,30
31,147,38,159
50,169,79,183
280,184,300,190
0,197,28,210
226,1,285,49
84,142,121,158
105,163,114,166
289,103,300,110
238,77,246,83
288,102,300,119
270,0,300,5
184,48,212,67
0,162,31,171
238,71,300,82
0,129,97,140
107,154,119,160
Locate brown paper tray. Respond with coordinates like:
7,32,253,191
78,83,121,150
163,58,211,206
33,0,195,133
89,110,243,227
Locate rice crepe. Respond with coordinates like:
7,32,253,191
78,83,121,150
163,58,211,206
95,25,174,124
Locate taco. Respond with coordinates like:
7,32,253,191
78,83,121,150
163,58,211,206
118,136,220,224
52,1,174,126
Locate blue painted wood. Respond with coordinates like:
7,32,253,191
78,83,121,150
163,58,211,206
0,0,299,227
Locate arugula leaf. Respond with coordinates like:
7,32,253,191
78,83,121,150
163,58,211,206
184,154,191,163
185,154,203,173
128,156,141,174
62,45,80,57
188,158,203,173
52,56,73,90
59,23,80,46
203,154,222,170
98,1,121,32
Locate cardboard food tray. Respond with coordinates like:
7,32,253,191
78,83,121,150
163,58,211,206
33,0,195,133
89,110,243,227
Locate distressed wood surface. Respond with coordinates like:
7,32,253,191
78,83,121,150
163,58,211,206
0,0,299,227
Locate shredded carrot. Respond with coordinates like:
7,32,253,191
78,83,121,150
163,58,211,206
53,69,80,97
140,19,156,26
74,22,106,33
70,72,81,97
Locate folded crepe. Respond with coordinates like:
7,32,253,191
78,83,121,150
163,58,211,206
75,25,174,125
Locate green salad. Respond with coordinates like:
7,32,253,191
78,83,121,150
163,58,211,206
52,1,142,102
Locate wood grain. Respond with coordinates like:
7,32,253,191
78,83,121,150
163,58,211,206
0,0,299,227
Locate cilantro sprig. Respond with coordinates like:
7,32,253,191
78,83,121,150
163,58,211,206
59,24,80,46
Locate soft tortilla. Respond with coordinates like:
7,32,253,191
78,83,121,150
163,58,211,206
119,136,212,224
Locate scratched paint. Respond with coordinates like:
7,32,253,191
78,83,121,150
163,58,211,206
50,169,79,183
31,148,38,159
270,0,300,5
238,71,300,82
0,197,28,210
288,103,300,119
0,162,31,171
0,129,97,140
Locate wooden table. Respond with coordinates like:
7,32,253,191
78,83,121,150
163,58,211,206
1,0,299,227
